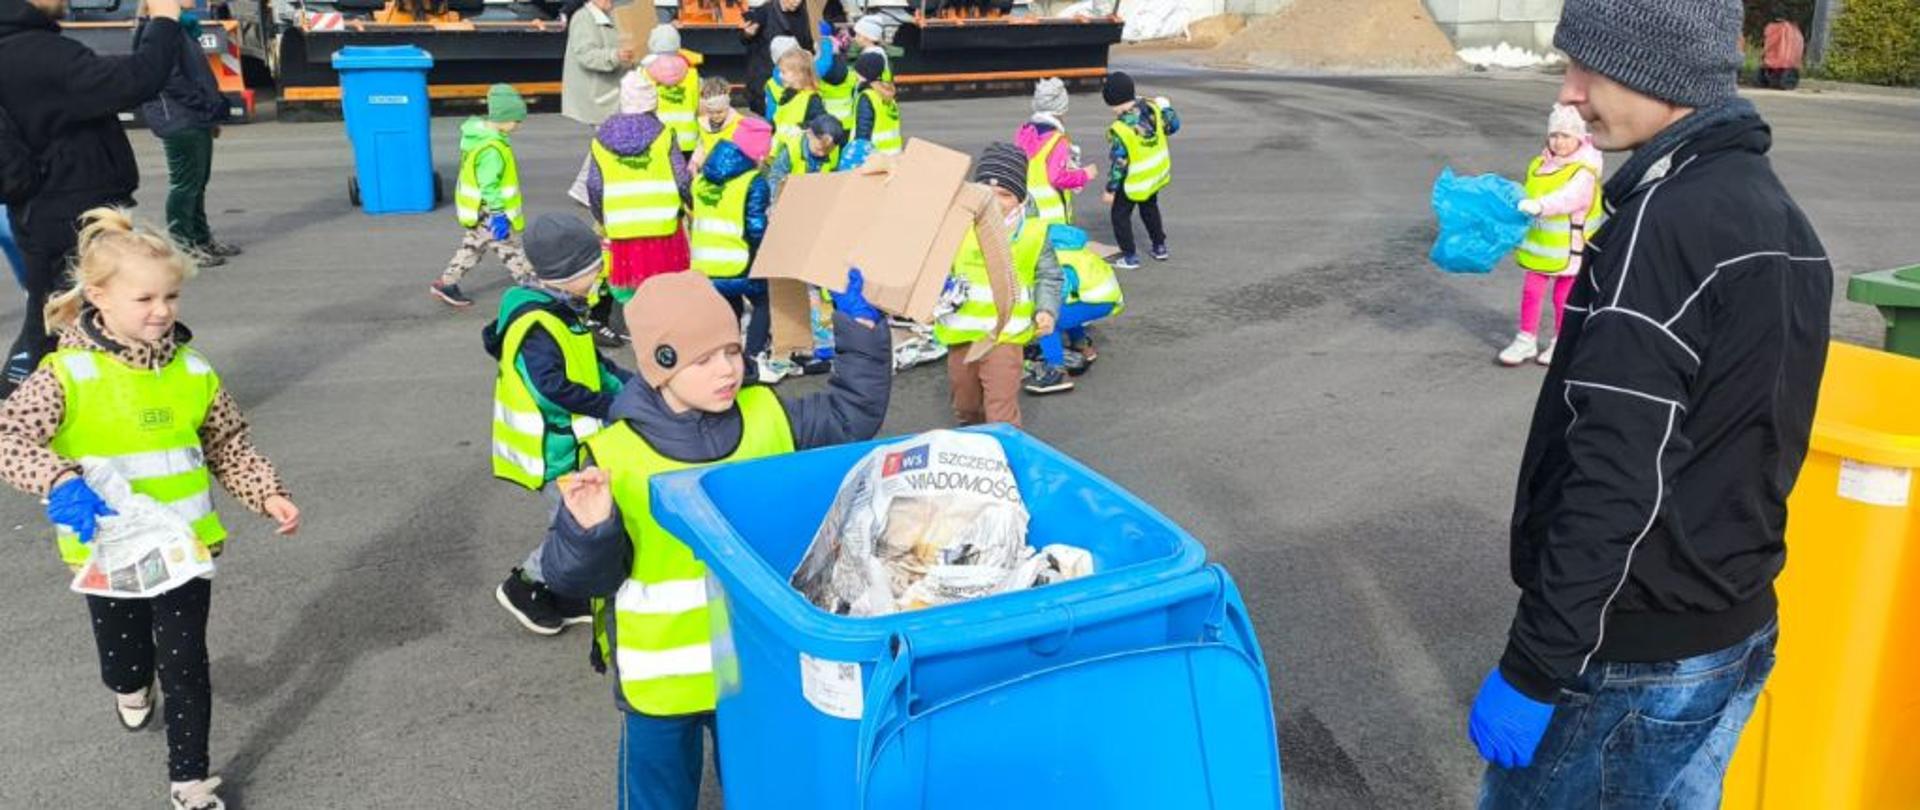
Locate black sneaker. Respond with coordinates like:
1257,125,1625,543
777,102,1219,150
1023,365,1075,395
495,569,566,636
553,592,595,626
429,281,474,308
1062,349,1091,377
788,351,832,376
203,240,243,258
591,321,629,349
1151,243,1171,261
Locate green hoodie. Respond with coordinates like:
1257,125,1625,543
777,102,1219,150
460,116,514,212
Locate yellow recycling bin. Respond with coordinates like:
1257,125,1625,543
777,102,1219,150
1723,341,1920,809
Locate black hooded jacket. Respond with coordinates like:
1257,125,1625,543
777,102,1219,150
1500,112,1832,701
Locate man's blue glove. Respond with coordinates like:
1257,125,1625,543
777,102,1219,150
830,268,882,323
1468,667,1555,769
47,476,116,545
489,213,513,242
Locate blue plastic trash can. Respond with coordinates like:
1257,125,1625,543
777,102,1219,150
331,45,436,215
650,425,1284,810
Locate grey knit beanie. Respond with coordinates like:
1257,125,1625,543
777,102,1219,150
1032,77,1069,115
972,142,1029,203
1553,0,1743,108
524,214,603,283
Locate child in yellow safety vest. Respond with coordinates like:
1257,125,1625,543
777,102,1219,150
485,213,634,636
690,118,779,377
688,76,745,174
0,208,299,810
533,269,891,810
1499,104,1605,367
852,50,903,156
642,25,702,159
589,71,694,302
766,43,829,140
1025,224,1124,396
932,143,1064,427
1018,77,1098,228
1101,71,1181,271
433,83,535,308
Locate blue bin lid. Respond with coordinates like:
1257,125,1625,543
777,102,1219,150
332,45,434,71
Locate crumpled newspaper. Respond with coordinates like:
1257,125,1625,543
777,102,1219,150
791,431,1094,616
68,460,215,599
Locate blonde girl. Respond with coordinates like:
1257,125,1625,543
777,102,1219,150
768,45,827,137
0,208,299,810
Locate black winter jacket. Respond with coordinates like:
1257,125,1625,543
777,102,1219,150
1501,112,1832,702
0,0,180,241
132,17,229,138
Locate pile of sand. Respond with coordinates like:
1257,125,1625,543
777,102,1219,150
1184,13,1248,48
1212,0,1463,73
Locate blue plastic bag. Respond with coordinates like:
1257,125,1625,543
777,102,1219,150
1429,167,1531,274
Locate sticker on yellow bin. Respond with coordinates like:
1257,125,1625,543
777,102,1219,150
1838,458,1911,507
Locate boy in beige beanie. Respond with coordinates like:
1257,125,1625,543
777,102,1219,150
533,266,890,810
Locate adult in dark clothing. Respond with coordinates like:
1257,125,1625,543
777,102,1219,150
1468,0,1832,806
134,0,237,265
740,0,812,117
0,0,185,398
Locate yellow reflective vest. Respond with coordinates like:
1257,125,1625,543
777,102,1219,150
771,88,819,138
592,136,683,240
861,87,902,155
934,217,1048,347
46,347,227,566
1110,102,1172,203
1027,130,1073,226
1515,155,1605,274
456,140,525,231
588,386,794,716
695,113,743,159
1060,246,1124,314
690,169,758,279
655,66,703,154
491,297,613,489
819,70,857,131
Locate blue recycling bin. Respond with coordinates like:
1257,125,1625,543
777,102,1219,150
332,45,436,215
650,425,1284,810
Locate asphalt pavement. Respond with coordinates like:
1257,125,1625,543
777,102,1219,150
1,58,1913,809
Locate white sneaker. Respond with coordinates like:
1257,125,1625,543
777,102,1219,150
1537,339,1556,366
754,353,789,385
1497,333,1539,367
115,682,155,731
170,777,226,810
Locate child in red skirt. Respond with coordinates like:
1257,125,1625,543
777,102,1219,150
588,71,694,302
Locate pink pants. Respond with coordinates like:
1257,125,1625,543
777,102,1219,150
1518,267,1578,338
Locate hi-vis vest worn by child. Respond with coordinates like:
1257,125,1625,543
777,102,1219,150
771,88,820,138
818,69,857,131
696,113,742,158
1111,101,1172,203
1026,130,1074,226
46,347,226,566
656,66,703,154
1515,155,1605,274
778,131,840,176
587,386,793,716
456,139,525,231
491,289,617,490
1059,244,1124,314
861,86,902,155
591,135,682,240
934,216,1047,347
690,167,759,278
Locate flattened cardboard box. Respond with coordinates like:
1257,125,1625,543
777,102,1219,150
751,139,1012,357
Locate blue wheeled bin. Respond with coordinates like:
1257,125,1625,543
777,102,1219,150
650,425,1284,810
331,45,437,215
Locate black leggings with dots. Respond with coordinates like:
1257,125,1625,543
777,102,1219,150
87,578,214,782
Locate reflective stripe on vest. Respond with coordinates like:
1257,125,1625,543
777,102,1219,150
772,88,818,139
1027,130,1072,226
656,68,702,152
592,137,683,239
933,218,1048,347
492,308,608,489
820,73,857,130
456,140,525,230
1515,155,1605,274
1060,247,1124,314
587,386,795,716
46,348,226,566
1111,103,1171,203
690,169,758,279
863,87,903,155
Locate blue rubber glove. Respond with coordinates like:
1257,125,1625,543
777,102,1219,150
1468,667,1555,769
47,476,116,545
489,213,512,242
819,19,834,38
830,268,882,323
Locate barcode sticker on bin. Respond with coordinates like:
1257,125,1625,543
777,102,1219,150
799,652,863,720
1838,459,1910,507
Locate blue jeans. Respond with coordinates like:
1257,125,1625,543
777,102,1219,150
1479,620,1777,810
711,277,771,359
0,206,25,288
1037,301,1115,366
619,710,717,810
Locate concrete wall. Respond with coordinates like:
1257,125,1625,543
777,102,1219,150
1424,0,1563,52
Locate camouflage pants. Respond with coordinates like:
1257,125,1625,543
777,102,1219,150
441,221,534,286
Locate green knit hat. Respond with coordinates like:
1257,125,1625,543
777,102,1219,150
487,83,527,123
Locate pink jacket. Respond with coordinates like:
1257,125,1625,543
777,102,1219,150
1532,140,1604,254
1017,118,1095,193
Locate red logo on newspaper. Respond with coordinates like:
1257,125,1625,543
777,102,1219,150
881,445,930,477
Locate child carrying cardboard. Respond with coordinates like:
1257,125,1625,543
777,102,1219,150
536,269,890,810
485,213,633,636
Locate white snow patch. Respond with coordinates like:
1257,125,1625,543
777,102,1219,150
1458,43,1563,69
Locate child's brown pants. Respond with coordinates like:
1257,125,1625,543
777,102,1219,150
946,341,1024,428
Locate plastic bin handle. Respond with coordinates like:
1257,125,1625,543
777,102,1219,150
855,632,917,809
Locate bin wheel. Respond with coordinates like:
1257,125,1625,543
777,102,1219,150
348,175,361,207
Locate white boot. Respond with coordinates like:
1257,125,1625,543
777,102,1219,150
1537,338,1556,366
114,681,155,731
170,777,226,810
1497,333,1539,366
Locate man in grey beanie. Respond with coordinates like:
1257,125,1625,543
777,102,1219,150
1469,0,1832,805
